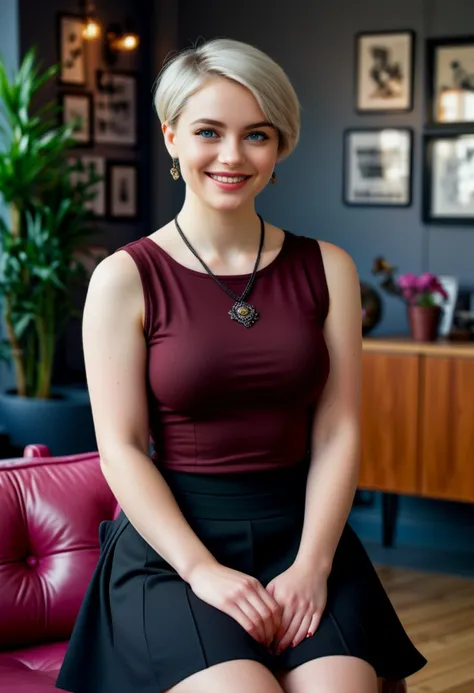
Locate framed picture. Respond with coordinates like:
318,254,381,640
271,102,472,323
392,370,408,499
423,133,474,223
60,92,93,146
57,13,86,86
69,156,106,218
94,71,138,146
355,30,415,112
107,162,139,219
427,36,474,125
435,276,459,336
343,128,413,207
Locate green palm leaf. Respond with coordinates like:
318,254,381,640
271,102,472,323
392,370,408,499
0,45,103,398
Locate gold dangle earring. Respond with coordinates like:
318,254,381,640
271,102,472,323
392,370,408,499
270,170,277,185
170,158,180,180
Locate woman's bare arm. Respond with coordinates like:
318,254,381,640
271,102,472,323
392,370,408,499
83,251,216,582
294,242,362,575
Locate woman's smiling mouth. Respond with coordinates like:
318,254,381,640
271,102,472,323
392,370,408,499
205,172,252,189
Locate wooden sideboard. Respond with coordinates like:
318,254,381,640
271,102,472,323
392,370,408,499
360,336,474,544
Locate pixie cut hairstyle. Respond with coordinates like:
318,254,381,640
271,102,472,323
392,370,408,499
153,39,301,160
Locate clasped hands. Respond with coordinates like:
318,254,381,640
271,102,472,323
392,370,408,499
266,561,328,653
189,559,328,654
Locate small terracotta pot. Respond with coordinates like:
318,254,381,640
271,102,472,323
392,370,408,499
407,304,441,342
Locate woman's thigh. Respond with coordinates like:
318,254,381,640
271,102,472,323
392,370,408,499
164,659,284,693
277,655,378,693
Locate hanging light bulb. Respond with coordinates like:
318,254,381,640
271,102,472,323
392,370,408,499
81,0,101,40
119,32,140,51
107,18,139,52
104,17,140,63
83,17,101,39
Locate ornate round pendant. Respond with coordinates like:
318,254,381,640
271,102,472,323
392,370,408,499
228,301,260,328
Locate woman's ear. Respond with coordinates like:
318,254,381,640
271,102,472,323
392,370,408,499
162,122,177,158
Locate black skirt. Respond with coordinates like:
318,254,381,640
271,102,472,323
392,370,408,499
56,458,426,693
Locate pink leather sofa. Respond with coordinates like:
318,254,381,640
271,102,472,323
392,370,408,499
0,445,406,693
0,444,119,692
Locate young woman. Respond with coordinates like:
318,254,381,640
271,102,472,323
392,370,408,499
56,38,426,693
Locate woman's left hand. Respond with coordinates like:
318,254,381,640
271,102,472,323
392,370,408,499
265,561,328,653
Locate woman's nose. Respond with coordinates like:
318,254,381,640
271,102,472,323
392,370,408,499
218,137,245,166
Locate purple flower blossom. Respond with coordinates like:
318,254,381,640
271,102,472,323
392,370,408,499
398,273,418,290
372,258,448,307
418,273,436,291
396,272,448,304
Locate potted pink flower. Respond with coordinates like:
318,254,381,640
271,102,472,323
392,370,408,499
372,258,448,342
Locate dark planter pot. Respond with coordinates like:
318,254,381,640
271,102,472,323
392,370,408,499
407,305,441,342
0,387,97,456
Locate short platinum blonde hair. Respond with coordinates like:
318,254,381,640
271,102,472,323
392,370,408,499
153,39,301,159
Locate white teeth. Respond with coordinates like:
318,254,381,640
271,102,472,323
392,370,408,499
209,174,247,183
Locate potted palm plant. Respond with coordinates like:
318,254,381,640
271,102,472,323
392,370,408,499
0,48,101,454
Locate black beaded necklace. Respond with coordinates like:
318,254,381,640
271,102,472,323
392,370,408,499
173,214,265,328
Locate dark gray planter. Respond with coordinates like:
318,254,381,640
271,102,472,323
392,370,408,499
0,387,97,456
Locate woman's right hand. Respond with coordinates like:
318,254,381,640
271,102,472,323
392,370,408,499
188,561,282,648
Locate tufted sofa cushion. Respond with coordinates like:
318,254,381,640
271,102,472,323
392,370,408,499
0,445,119,692
0,642,68,691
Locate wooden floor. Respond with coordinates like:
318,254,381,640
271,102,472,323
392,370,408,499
377,565,474,693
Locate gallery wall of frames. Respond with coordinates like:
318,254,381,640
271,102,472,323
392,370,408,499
343,30,474,227
56,11,142,269
41,5,150,383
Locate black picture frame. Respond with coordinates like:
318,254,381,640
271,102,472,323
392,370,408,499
56,13,87,86
355,30,415,113
59,92,93,147
426,35,474,128
94,70,139,147
343,128,413,208
107,161,139,220
423,132,474,225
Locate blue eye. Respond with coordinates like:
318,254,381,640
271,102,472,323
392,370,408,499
196,129,269,141
197,129,217,139
247,132,268,142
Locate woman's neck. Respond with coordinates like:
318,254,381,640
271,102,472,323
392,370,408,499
175,195,262,259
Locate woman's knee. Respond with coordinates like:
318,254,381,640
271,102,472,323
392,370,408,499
277,655,378,693
164,658,284,693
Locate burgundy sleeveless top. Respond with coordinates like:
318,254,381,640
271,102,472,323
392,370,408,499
119,231,330,474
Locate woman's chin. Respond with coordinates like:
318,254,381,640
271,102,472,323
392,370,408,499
204,192,253,212
187,179,265,211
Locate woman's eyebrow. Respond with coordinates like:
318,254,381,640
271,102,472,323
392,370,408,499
190,118,275,130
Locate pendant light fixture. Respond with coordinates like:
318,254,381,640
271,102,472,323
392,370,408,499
104,17,140,64
80,0,101,40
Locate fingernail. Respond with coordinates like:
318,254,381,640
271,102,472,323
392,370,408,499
291,642,296,648
306,632,313,638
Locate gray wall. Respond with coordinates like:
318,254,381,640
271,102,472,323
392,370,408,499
0,0,19,394
0,1,19,74
179,0,474,335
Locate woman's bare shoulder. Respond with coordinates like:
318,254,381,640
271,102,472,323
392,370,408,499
317,240,358,278
86,250,144,313
92,248,141,285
